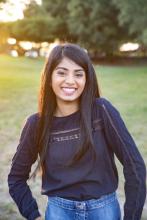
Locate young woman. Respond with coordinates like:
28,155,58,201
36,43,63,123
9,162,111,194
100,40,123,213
8,44,146,220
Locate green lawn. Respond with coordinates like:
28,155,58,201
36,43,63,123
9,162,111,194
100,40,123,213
0,55,146,219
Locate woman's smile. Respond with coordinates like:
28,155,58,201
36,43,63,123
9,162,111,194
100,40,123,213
61,87,77,95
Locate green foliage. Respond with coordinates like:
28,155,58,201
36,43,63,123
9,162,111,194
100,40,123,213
1,0,147,55
141,30,147,45
41,0,129,55
11,0,72,43
42,0,71,41
23,0,46,18
113,0,147,45
10,17,56,42
67,0,128,55
42,0,69,17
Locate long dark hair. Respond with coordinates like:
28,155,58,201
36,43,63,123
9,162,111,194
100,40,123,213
31,43,101,178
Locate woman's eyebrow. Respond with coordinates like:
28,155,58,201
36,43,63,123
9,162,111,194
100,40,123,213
55,67,84,72
55,67,68,71
75,69,84,72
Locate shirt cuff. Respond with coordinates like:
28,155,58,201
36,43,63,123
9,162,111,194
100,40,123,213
28,210,41,220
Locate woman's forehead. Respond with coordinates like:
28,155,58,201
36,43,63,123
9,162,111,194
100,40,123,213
55,57,84,71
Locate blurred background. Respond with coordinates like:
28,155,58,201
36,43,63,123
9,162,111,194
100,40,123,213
0,0,147,219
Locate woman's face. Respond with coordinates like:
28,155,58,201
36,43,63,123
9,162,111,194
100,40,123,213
51,57,86,106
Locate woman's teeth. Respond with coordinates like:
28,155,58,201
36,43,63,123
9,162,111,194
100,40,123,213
62,87,76,95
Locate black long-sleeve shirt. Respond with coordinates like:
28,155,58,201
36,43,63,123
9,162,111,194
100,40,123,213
8,97,146,220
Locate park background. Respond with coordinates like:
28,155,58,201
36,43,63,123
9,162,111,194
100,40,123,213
0,0,147,219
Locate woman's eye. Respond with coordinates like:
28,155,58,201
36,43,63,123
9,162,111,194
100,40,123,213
57,71,65,76
75,73,84,77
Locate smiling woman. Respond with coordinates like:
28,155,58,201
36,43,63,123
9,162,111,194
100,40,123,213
51,57,86,116
7,43,146,220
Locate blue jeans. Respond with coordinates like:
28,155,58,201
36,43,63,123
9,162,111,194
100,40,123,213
45,192,121,220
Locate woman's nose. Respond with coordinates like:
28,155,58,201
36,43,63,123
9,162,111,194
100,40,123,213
65,74,75,84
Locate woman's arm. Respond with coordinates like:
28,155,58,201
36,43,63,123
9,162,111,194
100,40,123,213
98,98,146,220
8,115,41,220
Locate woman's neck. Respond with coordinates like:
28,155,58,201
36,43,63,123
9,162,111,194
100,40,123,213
54,100,79,117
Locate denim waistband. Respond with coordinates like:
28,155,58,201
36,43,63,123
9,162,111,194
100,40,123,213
48,192,117,211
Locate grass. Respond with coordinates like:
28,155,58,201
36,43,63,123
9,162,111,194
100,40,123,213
0,56,42,146
0,55,147,219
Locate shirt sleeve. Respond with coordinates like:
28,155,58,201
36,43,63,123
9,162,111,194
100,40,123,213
7,115,41,220
98,98,146,220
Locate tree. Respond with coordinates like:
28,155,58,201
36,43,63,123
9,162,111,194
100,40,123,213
41,0,130,55
10,17,56,42
4,0,138,56
10,0,72,43
113,0,147,46
23,0,45,18
42,0,72,41
67,0,128,56
9,1,59,43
